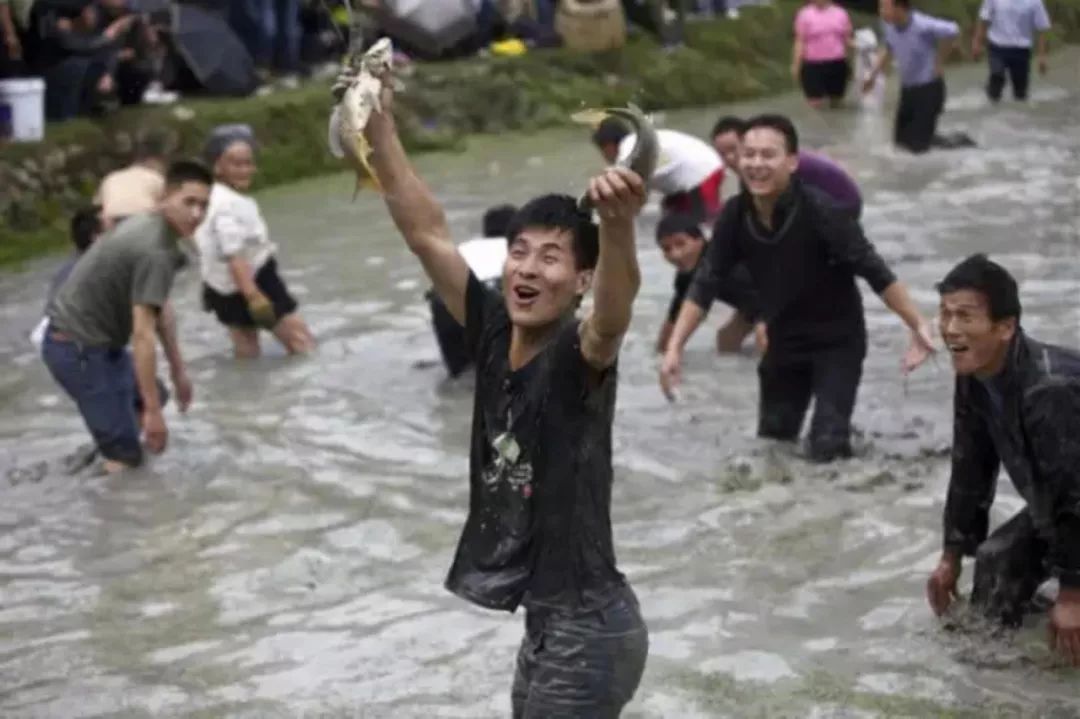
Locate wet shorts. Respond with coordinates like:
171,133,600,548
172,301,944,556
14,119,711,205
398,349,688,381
512,586,649,718
202,256,298,329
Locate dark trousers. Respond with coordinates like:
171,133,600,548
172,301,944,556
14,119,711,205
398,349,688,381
512,587,648,718
971,509,1049,627
895,77,945,154
987,44,1032,102
757,342,865,462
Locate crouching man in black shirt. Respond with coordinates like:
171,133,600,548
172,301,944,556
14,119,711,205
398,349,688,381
660,114,935,462
928,255,1080,665
360,79,649,715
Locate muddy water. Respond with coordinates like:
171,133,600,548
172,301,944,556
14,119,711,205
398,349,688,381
1,51,1079,718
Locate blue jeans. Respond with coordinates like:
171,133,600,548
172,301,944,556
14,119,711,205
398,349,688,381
232,0,301,73
42,332,167,467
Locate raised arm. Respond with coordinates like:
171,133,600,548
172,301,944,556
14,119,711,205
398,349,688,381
579,167,646,371
361,83,470,324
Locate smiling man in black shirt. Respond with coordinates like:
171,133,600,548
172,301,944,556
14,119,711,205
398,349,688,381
358,79,649,716
660,114,935,462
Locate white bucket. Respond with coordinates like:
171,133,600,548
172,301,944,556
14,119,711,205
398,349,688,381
0,78,46,143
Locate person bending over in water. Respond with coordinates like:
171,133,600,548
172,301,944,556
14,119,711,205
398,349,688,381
349,73,650,715
654,212,758,355
42,161,209,474
196,124,316,359
863,0,975,154
928,255,1080,666
662,114,934,463
593,116,725,224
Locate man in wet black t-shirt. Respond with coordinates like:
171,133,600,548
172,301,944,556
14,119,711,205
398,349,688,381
660,114,936,462
356,73,649,717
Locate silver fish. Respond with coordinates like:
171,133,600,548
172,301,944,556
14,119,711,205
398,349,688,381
328,37,394,198
573,103,660,212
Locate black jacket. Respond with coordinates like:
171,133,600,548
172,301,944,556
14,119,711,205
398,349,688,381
945,331,1080,587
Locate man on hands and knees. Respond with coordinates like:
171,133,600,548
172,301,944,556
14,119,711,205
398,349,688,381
654,212,758,355
928,255,1080,665
42,161,210,474
661,115,934,463
356,74,649,716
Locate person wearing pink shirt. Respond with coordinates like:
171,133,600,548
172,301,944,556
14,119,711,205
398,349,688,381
792,0,854,108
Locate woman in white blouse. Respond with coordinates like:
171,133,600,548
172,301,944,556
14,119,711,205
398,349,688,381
196,125,315,358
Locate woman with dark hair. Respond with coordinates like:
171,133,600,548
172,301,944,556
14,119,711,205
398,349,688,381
792,0,854,109
195,123,315,358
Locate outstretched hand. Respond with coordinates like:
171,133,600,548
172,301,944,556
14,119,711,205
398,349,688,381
903,321,936,374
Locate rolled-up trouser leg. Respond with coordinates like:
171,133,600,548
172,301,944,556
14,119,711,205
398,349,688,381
971,509,1049,627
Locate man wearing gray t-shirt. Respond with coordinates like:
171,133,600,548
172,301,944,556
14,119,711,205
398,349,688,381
42,161,212,474
972,0,1052,102
862,0,968,154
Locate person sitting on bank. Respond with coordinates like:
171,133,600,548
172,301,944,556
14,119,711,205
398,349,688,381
792,0,854,109
428,204,516,378
928,255,1080,666
42,160,210,474
95,129,168,230
863,0,974,154
195,124,315,359
972,0,1052,103
654,212,759,356
593,116,726,224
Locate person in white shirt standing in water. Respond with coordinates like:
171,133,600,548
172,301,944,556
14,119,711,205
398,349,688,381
972,0,1052,103
592,116,725,224
196,124,315,359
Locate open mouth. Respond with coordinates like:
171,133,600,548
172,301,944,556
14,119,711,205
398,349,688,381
513,286,540,303
947,342,969,356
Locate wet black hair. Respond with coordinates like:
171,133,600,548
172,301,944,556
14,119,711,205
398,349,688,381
70,205,102,253
937,254,1021,322
164,159,212,190
655,213,705,244
482,204,517,238
591,117,631,148
134,129,170,162
743,114,799,154
505,194,599,270
711,116,747,140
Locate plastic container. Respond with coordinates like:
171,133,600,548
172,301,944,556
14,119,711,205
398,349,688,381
0,78,46,143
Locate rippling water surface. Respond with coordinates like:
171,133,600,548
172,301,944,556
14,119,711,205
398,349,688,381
2,51,1079,718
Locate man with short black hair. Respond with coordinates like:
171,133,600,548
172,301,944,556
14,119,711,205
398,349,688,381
42,160,211,474
654,212,757,355
355,70,649,715
929,254,1080,665
662,113,934,462
593,116,725,224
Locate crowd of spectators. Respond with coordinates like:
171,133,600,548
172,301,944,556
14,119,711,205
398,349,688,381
0,0,750,124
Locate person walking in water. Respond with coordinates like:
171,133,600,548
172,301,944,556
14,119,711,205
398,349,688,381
972,0,1052,103
661,115,935,463
346,71,649,715
792,0,854,109
196,124,315,359
42,161,210,474
863,0,972,154
593,116,725,224
928,255,1080,666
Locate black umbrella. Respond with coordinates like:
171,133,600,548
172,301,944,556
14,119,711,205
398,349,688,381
170,3,257,96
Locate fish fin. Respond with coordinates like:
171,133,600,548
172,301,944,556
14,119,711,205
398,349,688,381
351,135,385,195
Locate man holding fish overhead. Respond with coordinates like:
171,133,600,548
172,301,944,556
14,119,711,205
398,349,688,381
331,42,650,717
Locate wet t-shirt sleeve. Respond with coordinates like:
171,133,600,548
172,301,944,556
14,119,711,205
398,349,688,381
464,271,504,356
816,200,896,294
668,271,693,323
686,200,743,310
131,251,175,310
